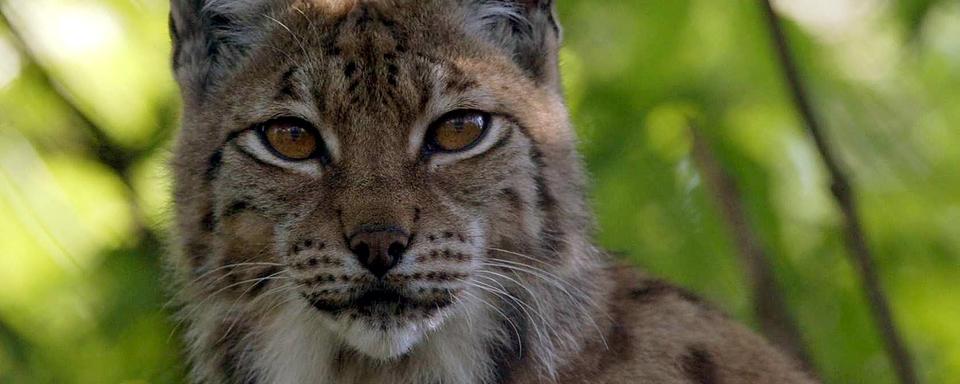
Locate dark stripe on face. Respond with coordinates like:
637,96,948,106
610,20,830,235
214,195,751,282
205,149,224,182
247,266,281,297
502,117,554,211
276,66,300,99
207,126,247,183
487,126,515,154
505,118,566,256
528,146,567,255
527,147,556,211
680,346,720,384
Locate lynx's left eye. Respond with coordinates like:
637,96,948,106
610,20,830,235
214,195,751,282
257,118,321,161
425,110,490,153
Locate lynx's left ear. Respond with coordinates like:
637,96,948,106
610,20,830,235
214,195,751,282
462,0,562,88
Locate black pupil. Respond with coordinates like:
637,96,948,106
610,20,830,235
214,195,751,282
289,126,304,140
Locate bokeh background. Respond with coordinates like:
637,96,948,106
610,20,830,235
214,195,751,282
0,0,958,382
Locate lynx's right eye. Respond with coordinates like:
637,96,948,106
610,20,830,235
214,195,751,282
257,118,323,161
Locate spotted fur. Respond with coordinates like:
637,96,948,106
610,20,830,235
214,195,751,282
167,1,817,383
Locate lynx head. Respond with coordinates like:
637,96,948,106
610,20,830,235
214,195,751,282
169,0,592,361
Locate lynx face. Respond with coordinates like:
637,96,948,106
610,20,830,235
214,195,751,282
171,0,583,362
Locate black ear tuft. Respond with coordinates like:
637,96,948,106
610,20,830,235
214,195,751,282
464,0,562,87
169,0,272,97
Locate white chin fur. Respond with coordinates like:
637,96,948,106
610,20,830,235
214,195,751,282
326,314,448,360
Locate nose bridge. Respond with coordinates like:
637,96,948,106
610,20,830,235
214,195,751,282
336,155,417,235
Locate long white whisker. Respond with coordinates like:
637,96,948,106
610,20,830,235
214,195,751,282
219,270,290,343
478,260,609,351
172,272,291,338
472,270,559,352
460,289,523,358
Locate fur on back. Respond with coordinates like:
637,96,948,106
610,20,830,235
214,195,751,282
166,1,817,383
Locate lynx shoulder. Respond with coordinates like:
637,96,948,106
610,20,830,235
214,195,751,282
166,0,817,383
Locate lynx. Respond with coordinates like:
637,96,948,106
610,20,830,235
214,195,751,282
167,0,817,383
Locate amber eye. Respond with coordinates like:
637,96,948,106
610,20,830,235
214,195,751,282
258,119,321,161
426,110,490,153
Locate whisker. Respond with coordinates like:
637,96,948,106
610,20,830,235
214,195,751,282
172,272,292,336
460,289,523,358
164,261,285,309
218,270,290,343
477,260,609,351
468,273,554,352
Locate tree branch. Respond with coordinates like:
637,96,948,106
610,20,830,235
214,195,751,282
691,129,816,374
758,2,919,383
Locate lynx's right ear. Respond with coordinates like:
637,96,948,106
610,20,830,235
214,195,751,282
169,0,274,98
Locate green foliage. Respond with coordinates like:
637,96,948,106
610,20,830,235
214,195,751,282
0,0,957,382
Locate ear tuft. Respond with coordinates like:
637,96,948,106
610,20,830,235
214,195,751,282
463,0,561,87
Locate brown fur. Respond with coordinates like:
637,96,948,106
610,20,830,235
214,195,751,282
166,0,817,383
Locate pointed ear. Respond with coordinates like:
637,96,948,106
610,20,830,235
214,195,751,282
463,0,562,88
169,0,273,97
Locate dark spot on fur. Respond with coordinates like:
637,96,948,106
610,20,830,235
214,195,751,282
201,211,217,232
344,61,357,77
681,346,720,384
348,78,361,93
223,200,251,217
631,279,713,311
205,149,224,182
629,279,675,302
